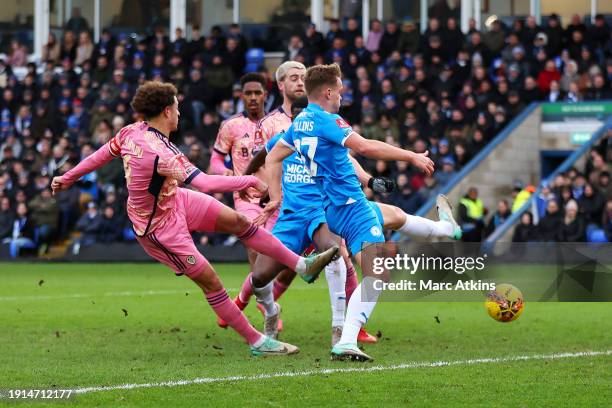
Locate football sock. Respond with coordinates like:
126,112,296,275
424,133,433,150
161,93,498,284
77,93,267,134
325,258,347,327
398,213,453,239
345,264,358,305
338,277,380,345
272,280,290,301
252,280,277,316
206,289,263,346
237,272,253,305
238,224,301,272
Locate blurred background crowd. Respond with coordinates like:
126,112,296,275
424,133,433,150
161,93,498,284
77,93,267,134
0,3,610,257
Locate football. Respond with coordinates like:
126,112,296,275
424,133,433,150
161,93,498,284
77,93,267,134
485,284,525,322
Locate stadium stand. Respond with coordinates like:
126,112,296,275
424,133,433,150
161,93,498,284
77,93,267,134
0,11,610,258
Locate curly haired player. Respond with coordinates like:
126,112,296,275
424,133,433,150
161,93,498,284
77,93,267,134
51,81,337,357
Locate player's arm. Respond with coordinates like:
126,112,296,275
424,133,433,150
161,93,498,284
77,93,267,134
265,142,294,205
243,148,267,176
344,132,434,176
158,153,265,194
51,136,120,194
210,121,234,176
348,154,396,193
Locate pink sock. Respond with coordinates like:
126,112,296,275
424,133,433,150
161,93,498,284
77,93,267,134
273,280,290,301
345,264,358,305
238,272,254,305
206,289,262,345
238,224,300,270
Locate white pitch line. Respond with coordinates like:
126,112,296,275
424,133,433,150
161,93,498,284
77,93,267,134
0,287,321,302
72,350,612,395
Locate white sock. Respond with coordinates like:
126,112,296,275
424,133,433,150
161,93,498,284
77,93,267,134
398,214,453,238
325,258,347,328
295,257,306,274
252,280,277,317
338,277,380,345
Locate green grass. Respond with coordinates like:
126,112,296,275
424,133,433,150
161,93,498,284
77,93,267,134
0,263,610,407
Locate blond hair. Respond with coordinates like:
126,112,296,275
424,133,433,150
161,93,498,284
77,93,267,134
275,61,306,83
304,63,341,97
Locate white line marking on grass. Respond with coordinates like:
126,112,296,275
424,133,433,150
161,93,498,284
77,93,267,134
72,350,612,394
0,287,320,302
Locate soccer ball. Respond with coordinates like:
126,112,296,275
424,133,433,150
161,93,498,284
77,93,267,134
485,283,524,322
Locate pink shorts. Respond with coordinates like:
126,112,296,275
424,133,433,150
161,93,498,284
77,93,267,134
235,199,278,230
137,188,223,278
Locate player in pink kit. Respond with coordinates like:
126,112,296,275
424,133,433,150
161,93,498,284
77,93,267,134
51,81,337,356
215,62,307,328
229,62,378,343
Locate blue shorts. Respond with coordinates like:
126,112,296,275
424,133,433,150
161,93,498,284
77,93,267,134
368,200,385,226
272,207,327,254
325,198,385,256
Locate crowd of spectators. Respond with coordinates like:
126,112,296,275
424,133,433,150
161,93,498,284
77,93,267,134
0,11,611,257
456,134,611,242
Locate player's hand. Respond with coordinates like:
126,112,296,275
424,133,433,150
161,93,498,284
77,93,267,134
368,177,395,193
253,200,280,226
252,178,268,195
223,169,234,176
410,151,435,176
51,176,70,195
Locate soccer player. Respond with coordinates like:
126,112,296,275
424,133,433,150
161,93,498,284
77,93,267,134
266,64,448,361
252,97,460,343
222,62,310,328
51,81,337,357
209,73,271,270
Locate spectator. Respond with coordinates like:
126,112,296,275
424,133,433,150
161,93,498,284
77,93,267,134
42,33,61,64
486,199,511,237
98,206,123,244
391,173,421,214
512,211,538,242
397,20,419,55
2,202,36,258
557,199,586,241
65,7,89,33
8,40,27,68
538,60,562,93
538,199,562,241
435,157,457,186
0,196,14,240
61,31,77,62
366,19,383,53
75,201,102,247
75,31,94,66
379,21,400,58
578,183,605,225
28,188,58,254
459,187,485,242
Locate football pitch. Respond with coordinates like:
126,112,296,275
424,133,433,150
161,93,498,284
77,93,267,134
1,262,610,407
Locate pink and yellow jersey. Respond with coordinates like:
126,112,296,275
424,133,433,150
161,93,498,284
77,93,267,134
213,112,266,203
110,121,200,236
258,106,292,141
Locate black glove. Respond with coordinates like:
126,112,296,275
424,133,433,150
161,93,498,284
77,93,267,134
368,177,395,193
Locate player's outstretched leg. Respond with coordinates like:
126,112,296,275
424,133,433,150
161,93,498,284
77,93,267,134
213,206,339,282
189,259,298,356
375,195,462,240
